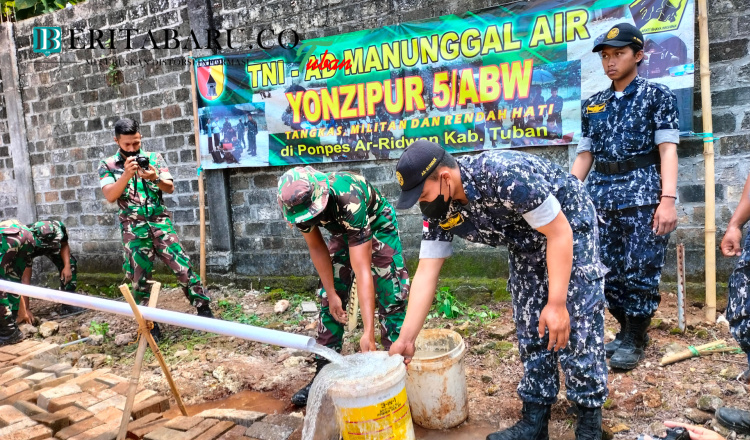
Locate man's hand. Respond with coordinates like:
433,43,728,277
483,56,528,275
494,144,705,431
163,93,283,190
327,293,347,324
137,164,158,182
721,226,744,257
660,421,726,440
61,266,73,285
538,303,570,351
653,199,677,236
123,156,140,179
360,332,377,353
16,298,34,325
388,337,416,365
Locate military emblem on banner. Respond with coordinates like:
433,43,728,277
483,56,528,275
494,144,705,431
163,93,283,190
196,57,226,101
629,0,688,34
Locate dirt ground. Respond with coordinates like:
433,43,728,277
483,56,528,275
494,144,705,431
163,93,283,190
22,284,750,439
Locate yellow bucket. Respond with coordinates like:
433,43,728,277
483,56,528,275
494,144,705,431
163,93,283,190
328,353,415,440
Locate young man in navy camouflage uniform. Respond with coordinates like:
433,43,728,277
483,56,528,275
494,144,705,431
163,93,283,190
390,140,608,440
277,166,409,407
714,172,750,435
98,118,213,341
12,220,82,324
0,219,36,346
572,23,679,371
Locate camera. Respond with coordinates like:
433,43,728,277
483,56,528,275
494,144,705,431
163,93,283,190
637,427,690,440
135,156,150,170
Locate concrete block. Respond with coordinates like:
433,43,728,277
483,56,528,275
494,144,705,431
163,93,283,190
182,419,219,439
93,374,126,387
244,422,294,440
3,422,52,440
0,404,29,427
60,368,94,378
92,405,123,423
0,339,41,355
87,395,127,413
31,410,71,431
54,416,104,440
0,352,15,363
23,358,57,373
55,406,94,424
11,343,60,365
13,400,46,416
79,379,110,394
133,390,158,405
0,381,31,401
127,416,168,439
0,366,32,385
131,396,169,420
37,384,82,410
43,362,73,376
67,420,118,440
144,426,190,440
261,415,302,431
33,374,75,391
215,425,246,440
1,388,39,406
0,417,37,436
25,372,57,384
165,416,204,431
193,409,265,427
48,392,101,413
192,421,234,440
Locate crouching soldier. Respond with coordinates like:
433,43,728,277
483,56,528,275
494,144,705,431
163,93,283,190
0,219,36,346
390,141,608,440
98,118,213,341
277,166,409,407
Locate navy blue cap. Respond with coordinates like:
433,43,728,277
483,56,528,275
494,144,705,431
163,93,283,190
395,140,445,209
593,23,644,52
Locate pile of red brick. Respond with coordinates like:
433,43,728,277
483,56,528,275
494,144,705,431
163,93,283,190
0,340,304,440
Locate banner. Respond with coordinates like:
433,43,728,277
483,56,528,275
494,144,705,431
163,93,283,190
194,0,694,169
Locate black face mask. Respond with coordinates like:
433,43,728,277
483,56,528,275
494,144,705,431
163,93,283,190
118,148,140,158
419,178,452,221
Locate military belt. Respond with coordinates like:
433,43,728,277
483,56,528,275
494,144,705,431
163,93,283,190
594,150,660,175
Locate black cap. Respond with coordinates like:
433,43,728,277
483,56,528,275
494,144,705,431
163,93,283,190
395,140,445,209
592,23,644,52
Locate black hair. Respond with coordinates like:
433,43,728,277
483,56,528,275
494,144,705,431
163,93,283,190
628,43,645,66
427,153,458,180
114,118,139,137
551,86,558,92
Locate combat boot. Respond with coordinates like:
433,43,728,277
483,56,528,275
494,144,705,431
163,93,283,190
150,322,162,343
609,316,651,370
716,407,750,435
486,402,550,440
605,308,626,358
291,357,330,407
197,304,214,318
575,404,602,440
0,312,24,347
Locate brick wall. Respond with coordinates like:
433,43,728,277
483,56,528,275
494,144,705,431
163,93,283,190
1,0,747,284
0,69,19,220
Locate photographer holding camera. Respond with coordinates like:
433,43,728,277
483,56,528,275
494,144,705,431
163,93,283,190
641,421,725,440
98,118,213,341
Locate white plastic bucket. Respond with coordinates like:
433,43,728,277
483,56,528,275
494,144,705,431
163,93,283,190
405,329,469,429
328,353,416,440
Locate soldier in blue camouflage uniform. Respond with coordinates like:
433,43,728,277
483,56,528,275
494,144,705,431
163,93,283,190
15,220,82,321
715,172,750,434
0,219,36,346
572,24,679,371
98,118,213,341
390,141,607,440
277,166,410,407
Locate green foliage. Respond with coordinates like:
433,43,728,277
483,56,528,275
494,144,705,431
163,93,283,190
216,299,270,327
89,320,109,337
1,0,85,21
427,287,500,323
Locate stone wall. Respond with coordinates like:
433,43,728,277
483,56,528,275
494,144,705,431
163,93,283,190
1,0,747,286
0,68,19,220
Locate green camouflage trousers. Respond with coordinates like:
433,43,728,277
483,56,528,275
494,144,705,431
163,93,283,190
121,213,209,307
7,254,77,311
0,226,35,319
317,205,410,351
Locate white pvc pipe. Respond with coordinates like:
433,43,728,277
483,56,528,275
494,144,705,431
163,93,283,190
0,280,315,352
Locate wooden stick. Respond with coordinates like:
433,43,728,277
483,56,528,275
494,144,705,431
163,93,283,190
347,280,359,332
660,340,730,366
117,282,161,440
188,50,207,283
698,0,716,323
676,244,686,332
119,284,188,416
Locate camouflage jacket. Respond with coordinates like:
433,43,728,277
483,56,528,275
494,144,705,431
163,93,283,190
297,172,389,246
0,221,35,280
98,150,174,219
578,76,680,210
27,220,68,261
420,150,596,262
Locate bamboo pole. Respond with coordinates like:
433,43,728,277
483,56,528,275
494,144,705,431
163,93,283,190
348,280,359,332
676,244,686,333
119,284,188,416
117,282,161,440
189,51,207,283
698,0,716,323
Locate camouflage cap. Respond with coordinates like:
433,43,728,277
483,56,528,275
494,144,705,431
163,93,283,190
277,166,330,224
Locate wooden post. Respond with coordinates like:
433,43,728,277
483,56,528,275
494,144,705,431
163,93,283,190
676,244,686,333
698,0,716,323
189,51,207,283
347,280,359,332
117,282,161,440
119,284,188,416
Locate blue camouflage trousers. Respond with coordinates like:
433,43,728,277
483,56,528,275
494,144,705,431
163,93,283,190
508,191,609,408
727,230,750,357
599,205,669,318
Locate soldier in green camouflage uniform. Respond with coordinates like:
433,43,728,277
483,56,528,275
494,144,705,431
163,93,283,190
98,119,212,339
17,220,82,318
0,219,35,346
277,166,410,407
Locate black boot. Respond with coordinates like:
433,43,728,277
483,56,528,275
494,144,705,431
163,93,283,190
486,402,550,440
196,304,214,318
609,316,651,370
605,308,627,358
716,407,750,435
0,312,24,347
575,405,602,440
291,357,330,407
150,322,162,343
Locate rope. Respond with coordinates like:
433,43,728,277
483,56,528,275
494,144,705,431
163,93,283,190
688,345,700,356
687,131,717,143
129,320,155,346
197,165,203,176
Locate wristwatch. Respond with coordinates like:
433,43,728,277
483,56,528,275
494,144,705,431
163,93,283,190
153,174,162,185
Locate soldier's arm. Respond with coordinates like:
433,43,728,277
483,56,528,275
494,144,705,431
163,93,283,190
653,88,680,235
151,153,175,194
60,242,73,284
102,157,139,203
22,267,32,285
572,105,593,181
349,240,377,350
301,227,338,311
722,173,750,257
